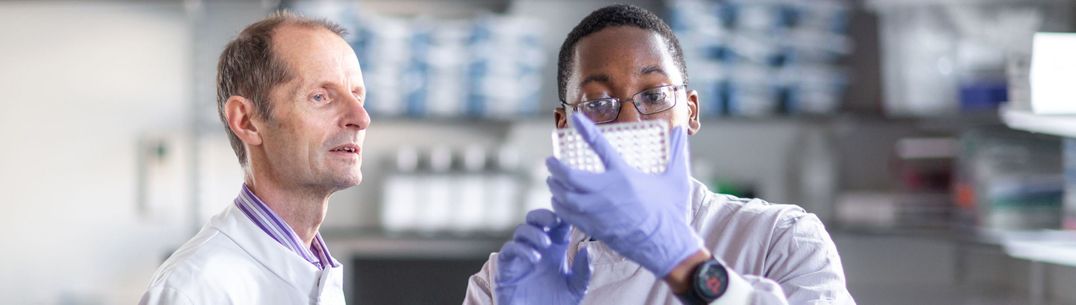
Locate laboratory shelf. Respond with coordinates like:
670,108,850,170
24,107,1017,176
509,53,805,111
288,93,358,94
851,283,1034,305
999,230,1076,267
835,223,1076,305
1000,103,1076,138
994,230,1076,305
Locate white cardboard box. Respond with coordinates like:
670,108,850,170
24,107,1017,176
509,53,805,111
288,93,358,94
1031,32,1076,114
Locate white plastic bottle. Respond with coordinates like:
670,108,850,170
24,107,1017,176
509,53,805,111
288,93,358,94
381,147,419,234
419,146,454,234
453,145,487,233
487,147,522,232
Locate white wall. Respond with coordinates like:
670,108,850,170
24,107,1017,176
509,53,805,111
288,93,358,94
0,2,193,304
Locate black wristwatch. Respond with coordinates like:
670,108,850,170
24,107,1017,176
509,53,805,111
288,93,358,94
675,257,729,305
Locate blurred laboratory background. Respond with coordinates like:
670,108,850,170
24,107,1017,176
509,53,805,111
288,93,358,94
3,0,1076,304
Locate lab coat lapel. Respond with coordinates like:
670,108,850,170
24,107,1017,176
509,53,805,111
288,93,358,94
316,265,346,304
568,229,644,287
210,204,323,300
571,234,669,305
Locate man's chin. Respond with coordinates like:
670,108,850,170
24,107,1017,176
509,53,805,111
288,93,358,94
332,171,363,188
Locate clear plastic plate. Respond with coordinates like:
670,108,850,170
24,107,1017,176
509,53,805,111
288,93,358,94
552,120,669,174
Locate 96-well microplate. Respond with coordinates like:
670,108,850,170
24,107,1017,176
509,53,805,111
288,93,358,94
552,120,669,174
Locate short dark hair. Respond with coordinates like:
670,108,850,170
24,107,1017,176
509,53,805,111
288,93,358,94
216,10,347,166
557,4,688,103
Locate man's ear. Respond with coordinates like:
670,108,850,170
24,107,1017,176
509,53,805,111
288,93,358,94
686,89,701,135
554,106,568,129
224,96,263,146
555,106,572,129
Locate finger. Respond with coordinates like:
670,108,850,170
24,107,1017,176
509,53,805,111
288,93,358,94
548,178,603,214
561,189,604,214
567,247,592,295
550,196,579,222
494,286,516,305
547,216,573,245
525,209,560,230
545,157,599,190
664,126,690,175
570,112,624,170
544,157,575,184
497,241,538,281
551,196,593,235
512,224,552,249
547,183,586,215
546,177,573,200
499,240,541,265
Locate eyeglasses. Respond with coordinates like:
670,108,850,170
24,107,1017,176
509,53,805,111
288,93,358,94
561,85,685,124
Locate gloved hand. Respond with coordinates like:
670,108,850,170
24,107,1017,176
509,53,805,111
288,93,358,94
546,113,703,278
495,209,592,305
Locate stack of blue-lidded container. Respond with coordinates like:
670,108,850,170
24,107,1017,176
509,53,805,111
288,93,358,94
290,1,544,119
669,0,851,117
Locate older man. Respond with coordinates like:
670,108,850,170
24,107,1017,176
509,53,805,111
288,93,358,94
140,11,369,305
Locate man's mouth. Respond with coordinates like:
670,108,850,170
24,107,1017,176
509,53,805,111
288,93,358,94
330,144,361,154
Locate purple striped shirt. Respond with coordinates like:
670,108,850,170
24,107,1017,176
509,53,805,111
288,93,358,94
234,184,339,270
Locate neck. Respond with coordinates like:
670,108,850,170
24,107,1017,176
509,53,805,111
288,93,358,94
244,174,333,248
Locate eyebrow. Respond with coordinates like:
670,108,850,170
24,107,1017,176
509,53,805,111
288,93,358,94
640,65,667,76
577,65,668,88
579,74,611,88
292,81,363,101
312,80,365,92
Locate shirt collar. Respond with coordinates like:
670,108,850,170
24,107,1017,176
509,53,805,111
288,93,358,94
234,184,339,269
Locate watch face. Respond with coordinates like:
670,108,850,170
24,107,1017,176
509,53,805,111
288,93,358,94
695,260,728,300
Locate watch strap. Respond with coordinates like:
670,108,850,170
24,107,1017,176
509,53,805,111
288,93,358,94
674,257,724,305
675,258,754,305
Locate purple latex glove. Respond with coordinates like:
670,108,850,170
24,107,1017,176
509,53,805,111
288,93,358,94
495,209,592,305
546,113,703,278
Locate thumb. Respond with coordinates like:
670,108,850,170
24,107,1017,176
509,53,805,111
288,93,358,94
570,112,623,170
567,247,592,296
664,126,690,176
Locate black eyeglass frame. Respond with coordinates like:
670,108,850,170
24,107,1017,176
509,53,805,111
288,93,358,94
559,84,687,124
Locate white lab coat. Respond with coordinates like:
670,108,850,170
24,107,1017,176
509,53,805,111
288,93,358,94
464,179,855,305
139,203,346,305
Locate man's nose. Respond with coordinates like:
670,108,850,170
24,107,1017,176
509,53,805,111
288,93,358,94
342,95,371,130
614,99,642,123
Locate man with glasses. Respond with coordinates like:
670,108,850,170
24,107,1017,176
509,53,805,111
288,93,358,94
464,5,855,305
